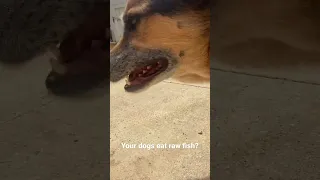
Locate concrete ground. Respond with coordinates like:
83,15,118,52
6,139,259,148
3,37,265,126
0,55,110,180
0,52,319,180
211,62,320,180
110,79,210,180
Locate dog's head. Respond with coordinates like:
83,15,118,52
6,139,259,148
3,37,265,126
110,0,211,92
45,2,110,96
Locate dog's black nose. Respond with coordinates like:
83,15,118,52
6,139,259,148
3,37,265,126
45,71,69,95
45,71,108,96
45,72,57,89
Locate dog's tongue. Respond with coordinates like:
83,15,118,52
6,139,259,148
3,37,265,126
128,64,161,82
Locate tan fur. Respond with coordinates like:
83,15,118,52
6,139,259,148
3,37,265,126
110,42,117,50
110,37,125,53
113,6,210,84
133,12,210,82
126,1,149,15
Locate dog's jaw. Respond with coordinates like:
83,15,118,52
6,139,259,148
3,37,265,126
110,45,179,92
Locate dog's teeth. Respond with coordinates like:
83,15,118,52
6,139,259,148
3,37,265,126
143,70,147,74
138,74,142,77
147,66,151,69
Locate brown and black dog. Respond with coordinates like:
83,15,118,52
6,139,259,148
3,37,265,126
110,0,211,92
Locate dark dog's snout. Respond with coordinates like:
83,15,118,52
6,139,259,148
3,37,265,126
45,71,107,95
45,72,58,90
45,71,74,95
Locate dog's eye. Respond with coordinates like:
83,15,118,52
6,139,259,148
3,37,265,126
127,18,139,31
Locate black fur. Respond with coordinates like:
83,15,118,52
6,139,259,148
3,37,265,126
148,0,211,15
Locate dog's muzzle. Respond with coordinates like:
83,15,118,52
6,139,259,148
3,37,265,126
110,46,175,82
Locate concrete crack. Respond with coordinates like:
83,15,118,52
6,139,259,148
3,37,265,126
0,95,55,125
211,67,320,86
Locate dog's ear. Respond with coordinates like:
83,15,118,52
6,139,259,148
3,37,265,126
126,0,145,9
125,0,149,13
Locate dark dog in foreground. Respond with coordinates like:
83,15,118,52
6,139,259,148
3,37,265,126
45,2,110,95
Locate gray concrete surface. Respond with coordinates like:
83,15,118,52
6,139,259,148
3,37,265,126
0,55,109,180
211,68,320,180
110,79,210,180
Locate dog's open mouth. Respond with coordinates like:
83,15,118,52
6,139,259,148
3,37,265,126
124,58,169,92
